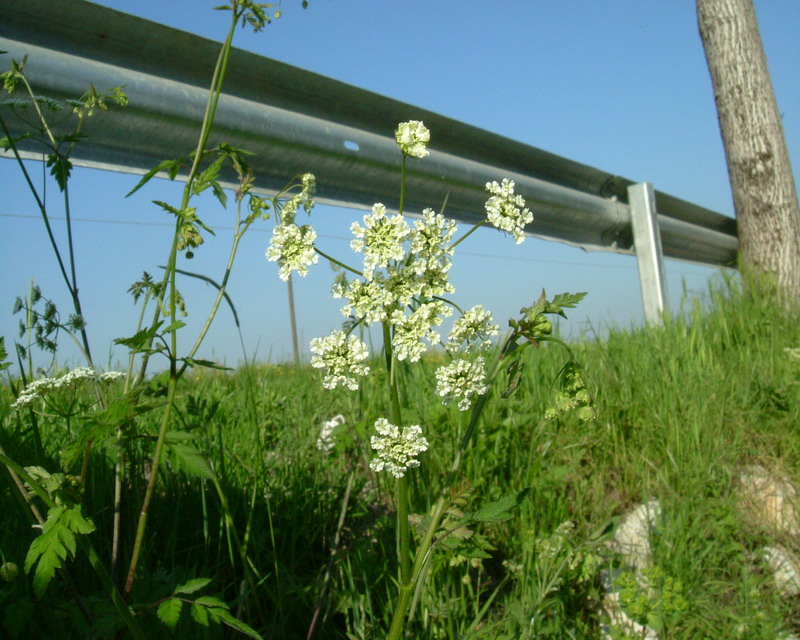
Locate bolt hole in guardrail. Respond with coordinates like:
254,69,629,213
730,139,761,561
343,140,359,152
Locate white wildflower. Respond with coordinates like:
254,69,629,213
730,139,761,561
485,179,533,244
11,367,124,410
266,222,318,281
310,331,370,391
333,277,396,325
369,418,429,478
317,414,345,453
395,120,430,159
435,357,488,411
409,208,456,262
447,305,499,351
390,300,452,362
350,203,410,278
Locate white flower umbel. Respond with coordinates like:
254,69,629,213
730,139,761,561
485,179,533,244
369,418,429,478
310,330,370,391
333,277,396,325
390,300,452,362
266,222,319,281
435,357,488,411
409,208,457,262
447,305,500,351
12,367,124,410
350,203,410,278
395,120,430,159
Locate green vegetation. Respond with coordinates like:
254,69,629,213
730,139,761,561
2,278,799,638
2,1,798,637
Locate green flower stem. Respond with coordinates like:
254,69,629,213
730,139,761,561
314,247,363,277
1,77,95,366
386,343,509,639
139,5,240,381
123,375,178,597
449,219,488,251
178,213,252,377
382,322,411,583
125,6,252,598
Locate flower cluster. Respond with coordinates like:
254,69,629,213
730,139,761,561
317,414,345,453
369,418,429,478
391,300,452,362
485,179,533,244
544,361,595,422
265,173,317,280
325,204,460,379
266,222,318,281
281,173,316,223
350,203,410,278
310,330,370,390
395,120,430,159
12,367,124,410
446,304,499,351
435,357,488,411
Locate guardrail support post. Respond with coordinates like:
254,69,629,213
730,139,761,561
628,182,667,324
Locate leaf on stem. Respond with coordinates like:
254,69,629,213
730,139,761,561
472,488,530,523
126,158,187,197
24,504,96,598
157,598,183,629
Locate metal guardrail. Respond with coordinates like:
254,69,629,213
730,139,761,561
0,0,738,269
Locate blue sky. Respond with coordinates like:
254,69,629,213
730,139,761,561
2,0,798,371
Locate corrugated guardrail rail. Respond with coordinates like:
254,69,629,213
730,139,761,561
0,0,738,267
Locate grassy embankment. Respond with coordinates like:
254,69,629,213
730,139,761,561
2,277,798,638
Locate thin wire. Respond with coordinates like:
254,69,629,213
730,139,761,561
0,211,712,275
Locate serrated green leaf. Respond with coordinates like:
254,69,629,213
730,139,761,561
167,443,216,480
114,322,163,350
190,602,210,626
194,595,228,609
162,320,186,334
157,597,183,629
23,504,98,598
126,158,185,197
180,357,231,371
153,200,183,217
174,577,212,595
61,505,96,535
212,608,263,639
549,291,588,313
46,153,72,192
472,488,530,523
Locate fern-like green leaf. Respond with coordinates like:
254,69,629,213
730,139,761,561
157,597,183,630
174,577,212,595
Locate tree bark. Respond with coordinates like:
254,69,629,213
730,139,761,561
697,0,800,300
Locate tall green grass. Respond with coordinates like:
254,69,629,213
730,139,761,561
2,275,798,638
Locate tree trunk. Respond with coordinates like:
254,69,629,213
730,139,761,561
697,0,800,300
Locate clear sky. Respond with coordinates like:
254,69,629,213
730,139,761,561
1,0,798,372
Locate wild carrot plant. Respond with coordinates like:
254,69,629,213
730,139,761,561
267,119,592,637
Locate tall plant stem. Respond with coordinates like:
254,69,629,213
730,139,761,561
382,322,411,586
385,345,507,640
123,6,245,598
122,377,178,597
137,6,239,381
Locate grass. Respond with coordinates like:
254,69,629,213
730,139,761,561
2,275,799,638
